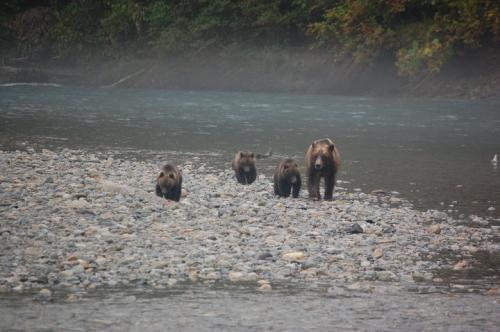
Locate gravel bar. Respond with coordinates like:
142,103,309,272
1,148,499,294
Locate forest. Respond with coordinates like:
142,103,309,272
1,0,499,86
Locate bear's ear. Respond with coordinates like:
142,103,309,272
250,152,254,158
240,151,244,158
329,143,335,153
159,172,164,178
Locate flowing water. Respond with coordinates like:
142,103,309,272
1,85,499,218
1,283,500,332
1,84,499,330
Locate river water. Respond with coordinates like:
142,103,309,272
1,84,499,218
1,283,499,331
1,84,499,330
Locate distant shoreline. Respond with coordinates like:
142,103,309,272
1,48,499,99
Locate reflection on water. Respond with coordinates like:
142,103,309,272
1,85,499,217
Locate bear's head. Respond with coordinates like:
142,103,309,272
310,141,335,171
280,159,299,182
238,151,255,172
158,165,180,194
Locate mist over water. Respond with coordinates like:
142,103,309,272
1,85,499,218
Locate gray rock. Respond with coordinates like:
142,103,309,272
257,252,273,260
349,223,364,234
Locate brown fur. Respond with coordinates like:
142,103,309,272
155,164,182,201
274,159,301,198
305,138,341,200
232,151,257,185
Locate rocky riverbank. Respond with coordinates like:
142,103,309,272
0,148,499,297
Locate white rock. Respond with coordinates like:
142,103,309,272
282,252,305,262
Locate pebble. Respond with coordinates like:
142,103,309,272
485,288,499,296
453,260,471,270
0,149,497,294
66,294,79,302
13,285,24,292
38,288,52,298
228,272,245,282
349,223,364,234
282,252,305,262
347,282,373,292
256,283,272,292
257,252,273,260
429,224,442,235
376,271,398,282
372,248,384,259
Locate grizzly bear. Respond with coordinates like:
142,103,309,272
155,164,182,201
232,151,257,185
305,138,341,200
274,159,301,198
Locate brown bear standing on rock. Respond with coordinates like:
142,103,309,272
155,164,182,201
274,159,301,198
305,138,341,200
232,151,257,185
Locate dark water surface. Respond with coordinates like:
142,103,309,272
1,84,499,218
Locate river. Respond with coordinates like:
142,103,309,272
1,84,499,218
0,84,499,331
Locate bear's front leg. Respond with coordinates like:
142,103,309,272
279,180,292,198
324,173,336,200
307,172,321,200
292,177,301,198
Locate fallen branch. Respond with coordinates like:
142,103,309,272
256,148,273,160
105,68,147,88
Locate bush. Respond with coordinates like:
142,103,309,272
0,0,498,75
50,2,108,58
307,0,500,77
101,2,137,46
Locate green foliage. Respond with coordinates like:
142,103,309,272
308,0,404,63
100,1,137,46
144,1,173,37
50,1,108,58
1,0,498,76
7,6,56,58
396,39,450,78
308,0,500,77
152,0,311,55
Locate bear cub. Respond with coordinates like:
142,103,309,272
232,151,257,185
305,138,341,200
274,159,301,198
155,164,182,201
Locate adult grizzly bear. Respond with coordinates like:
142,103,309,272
305,138,341,200
232,151,257,185
274,159,301,198
155,164,182,201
